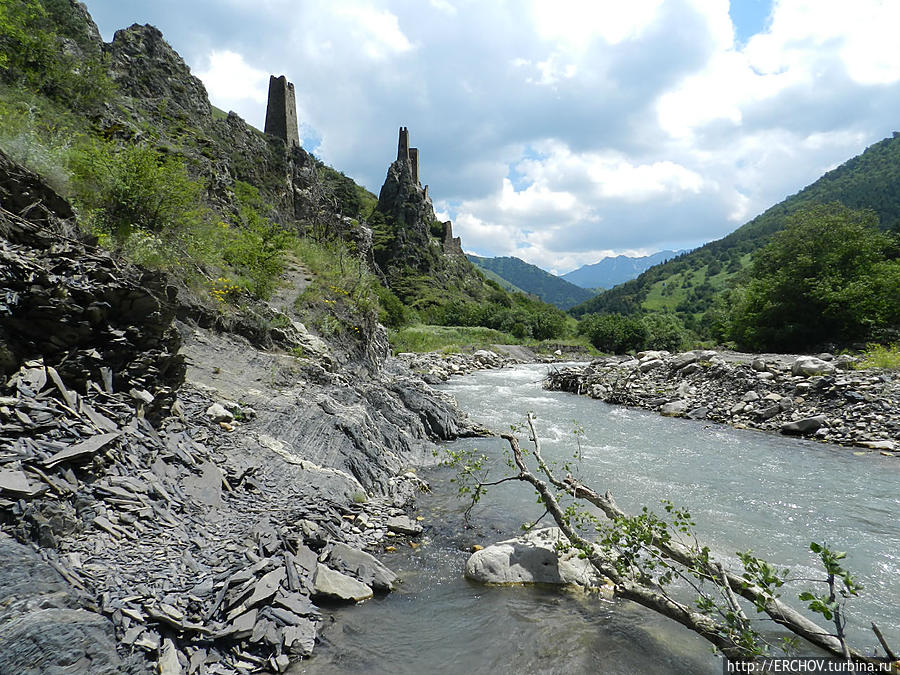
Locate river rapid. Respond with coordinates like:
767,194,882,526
297,363,900,674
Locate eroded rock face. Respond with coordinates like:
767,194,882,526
105,23,212,123
465,527,606,588
0,150,184,415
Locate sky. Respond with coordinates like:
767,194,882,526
83,0,900,275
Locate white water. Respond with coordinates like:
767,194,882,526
297,364,900,674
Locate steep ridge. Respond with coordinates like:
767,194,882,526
467,254,595,309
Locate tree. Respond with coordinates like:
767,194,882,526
578,313,649,353
730,203,900,351
449,414,898,664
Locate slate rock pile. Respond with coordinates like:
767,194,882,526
0,149,431,672
397,349,516,384
0,356,427,673
0,149,184,420
545,350,899,454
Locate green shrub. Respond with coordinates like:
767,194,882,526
578,313,649,353
641,313,687,352
0,0,114,110
855,343,900,370
223,181,294,299
373,284,410,328
69,140,207,243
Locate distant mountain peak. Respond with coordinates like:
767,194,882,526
561,250,682,289
467,255,595,309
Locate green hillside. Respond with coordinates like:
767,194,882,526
572,132,900,332
467,254,595,310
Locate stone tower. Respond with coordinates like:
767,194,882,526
264,75,299,147
396,126,419,184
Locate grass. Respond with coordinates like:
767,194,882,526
855,343,900,370
389,324,521,353
389,324,598,355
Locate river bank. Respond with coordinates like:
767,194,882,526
545,349,899,455
298,363,900,674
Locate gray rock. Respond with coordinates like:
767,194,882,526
385,514,423,536
670,352,699,370
741,391,760,402
0,535,135,675
639,358,664,373
326,543,397,591
756,405,782,421
792,356,836,377
205,403,233,423
781,415,827,435
751,358,768,372
312,564,373,602
282,619,318,656
465,527,605,588
660,400,689,416
834,354,858,370
687,407,709,420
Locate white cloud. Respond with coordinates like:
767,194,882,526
87,0,900,273
332,4,413,61
530,0,665,47
195,50,269,122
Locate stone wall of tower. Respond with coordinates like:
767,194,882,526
264,75,300,147
397,126,410,161
408,148,419,184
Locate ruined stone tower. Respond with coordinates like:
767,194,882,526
396,126,419,184
264,75,299,147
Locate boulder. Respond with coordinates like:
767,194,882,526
385,515,423,536
670,352,700,370
205,403,234,423
791,356,836,377
465,527,605,588
312,564,373,602
639,358,664,373
781,415,827,435
325,543,397,591
660,400,689,416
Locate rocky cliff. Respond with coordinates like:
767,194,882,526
0,4,482,670
0,131,475,671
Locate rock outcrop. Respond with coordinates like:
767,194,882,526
546,350,899,454
0,149,463,672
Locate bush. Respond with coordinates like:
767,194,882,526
641,313,687,352
373,284,410,328
69,140,206,243
855,343,900,370
578,313,649,353
223,181,294,299
0,0,114,110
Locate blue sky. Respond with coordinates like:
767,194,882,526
83,1,900,274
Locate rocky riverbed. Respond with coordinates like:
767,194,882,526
545,350,899,455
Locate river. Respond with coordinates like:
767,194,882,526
296,363,900,674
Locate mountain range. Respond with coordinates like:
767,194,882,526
466,255,594,309
561,250,682,289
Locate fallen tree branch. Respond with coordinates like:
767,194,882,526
480,413,894,662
